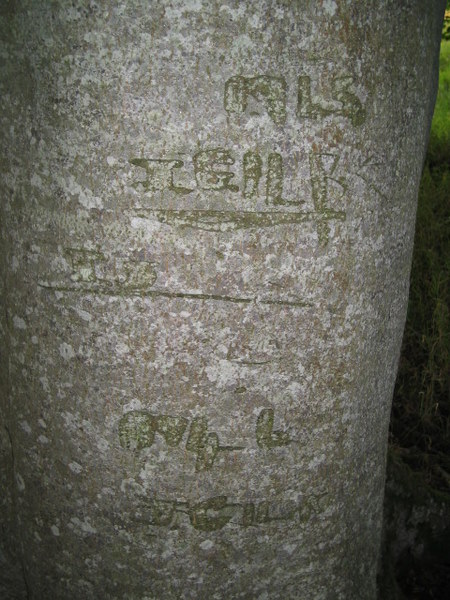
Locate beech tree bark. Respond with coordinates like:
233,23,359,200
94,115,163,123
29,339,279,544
0,1,445,599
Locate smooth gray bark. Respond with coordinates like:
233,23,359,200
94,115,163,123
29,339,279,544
0,1,445,598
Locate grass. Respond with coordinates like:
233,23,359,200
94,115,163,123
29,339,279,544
428,33,450,166
389,35,450,494
380,29,450,600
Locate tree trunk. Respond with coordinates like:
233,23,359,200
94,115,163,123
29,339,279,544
0,1,445,598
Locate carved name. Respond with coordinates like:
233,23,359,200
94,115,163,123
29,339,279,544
122,493,329,532
129,151,346,244
119,408,291,471
224,74,365,126
126,72,363,245
65,248,157,293
130,150,345,204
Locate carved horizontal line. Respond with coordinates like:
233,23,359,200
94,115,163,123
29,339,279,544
131,209,346,232
37,283,312,308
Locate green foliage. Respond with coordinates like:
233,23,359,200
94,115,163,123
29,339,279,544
444,6,450,41
390,37,450,492
427,40,450,163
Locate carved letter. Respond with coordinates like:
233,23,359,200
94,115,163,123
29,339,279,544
224,75,287,125
149,499,178,526
266,153,302,206
266,153,285,206
308,152,347,212
256,408,290,449
118,411,157,451
186,417,220,471
155,415,189,447
129,158,192,194
189,496,234,531
193,148,239,192
243,151,263,199
118,411,188,451
331,76,366,126
242,501,273,526
122,260,157,291
65,248,103,283
297,76,322,120
297,75,365,126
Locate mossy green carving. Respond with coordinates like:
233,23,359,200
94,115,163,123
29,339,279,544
224,75,287,125
118,411,188,451
118,411,156,451
129,157,193,195
243,150,263,198
186,417,220,471
297,75,366,127
189,496,234,532
256,408,291,449
193,148,239,192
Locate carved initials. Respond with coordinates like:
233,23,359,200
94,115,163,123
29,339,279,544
119,493,322,531
129,158,192,194
119,408,291,468
297,75,366,126
224,73,365,126
193,148,239,192
65,248,157,291
256,408,291,449
224,75,287,125
119,411,243,471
